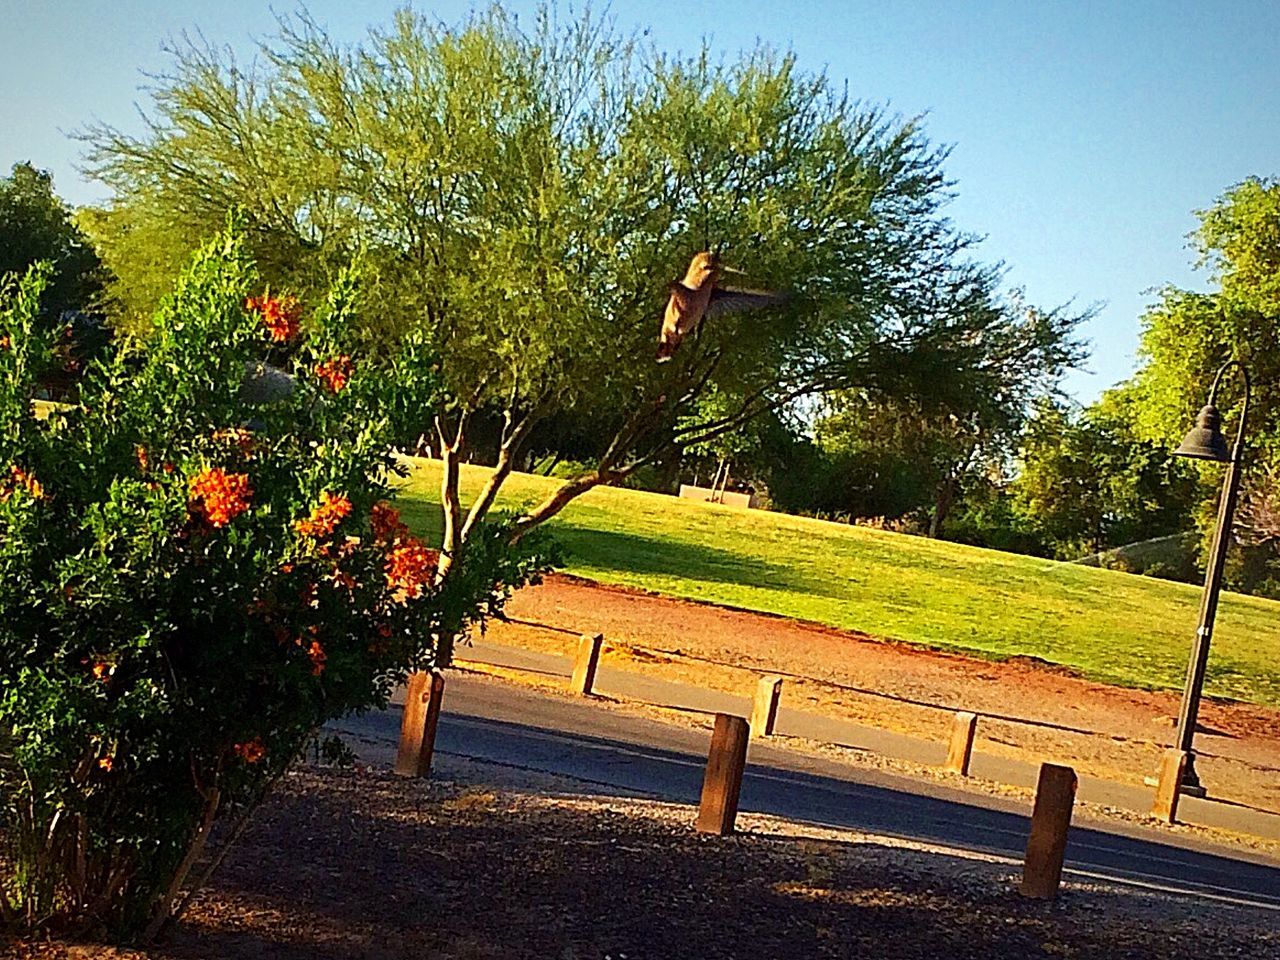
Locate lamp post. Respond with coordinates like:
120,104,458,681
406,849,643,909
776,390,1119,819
1168,359,1251,794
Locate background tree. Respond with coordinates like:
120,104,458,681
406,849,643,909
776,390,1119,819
1108,176,1280,592
770,289,1087,534
0,162,102,319
0,163,108,392
81,5,1086,582
1011,396,1196,559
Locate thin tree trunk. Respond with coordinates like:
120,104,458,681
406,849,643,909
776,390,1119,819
929,477,956,538
459,409,540,544
437,424,463,581
710,458,726,501
141,786,220,943
460,446,514,544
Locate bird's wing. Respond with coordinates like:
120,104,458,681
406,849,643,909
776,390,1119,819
705,286,790,318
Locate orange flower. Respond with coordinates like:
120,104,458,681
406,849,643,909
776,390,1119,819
135,445,149,473
385,538,439,601
1,466,45,502
188,468,253,527
98,756,114,772
370,501,408,542
91,661,111,682
307,640,327,675
233,737,267,764
245,293,301,342
0,334,11,350
314,355,353,394
297,581,319,608
296,491,353,539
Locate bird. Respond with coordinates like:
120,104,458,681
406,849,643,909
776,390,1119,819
656,251,789,362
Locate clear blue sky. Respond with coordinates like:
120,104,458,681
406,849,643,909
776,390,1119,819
2,1,1276,401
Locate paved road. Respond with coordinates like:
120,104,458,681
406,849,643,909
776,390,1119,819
335,673,1280,910
460,640,1280,839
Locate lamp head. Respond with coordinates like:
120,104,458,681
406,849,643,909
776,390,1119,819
1173,404,1231,462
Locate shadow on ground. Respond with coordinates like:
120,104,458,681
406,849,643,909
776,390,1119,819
132,767,1279,960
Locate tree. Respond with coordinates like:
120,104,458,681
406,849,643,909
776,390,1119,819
801,288,1088,535
0,163,108,394
1011,396,1196,559
0,162,102,319
81,5,1083,584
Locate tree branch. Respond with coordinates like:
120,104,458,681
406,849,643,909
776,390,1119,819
459,400,547,543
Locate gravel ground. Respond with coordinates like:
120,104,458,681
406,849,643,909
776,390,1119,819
9,761,1278,960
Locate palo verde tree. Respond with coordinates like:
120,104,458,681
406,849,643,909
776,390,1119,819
810,287,1088,536
81,5,1083,588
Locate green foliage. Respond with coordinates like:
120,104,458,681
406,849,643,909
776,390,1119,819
0,226,550,939
759,284,1088,534
1113,176,1280,592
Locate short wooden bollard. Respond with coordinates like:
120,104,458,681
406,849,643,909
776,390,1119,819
944,711,978,776
395,670,446,778
570,633,604,695
1019,763,1078,900
750,676,783,738
696,713,751,836
1151,748,1188,824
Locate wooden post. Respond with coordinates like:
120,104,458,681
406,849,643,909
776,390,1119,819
750,676,784,738
570,633,604,695
944,711,978,776
1020,763,1077,900
696,714,750,836
1151,748,1188,824
395,671,446,778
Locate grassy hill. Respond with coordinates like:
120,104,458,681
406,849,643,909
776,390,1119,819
396,458,1280,708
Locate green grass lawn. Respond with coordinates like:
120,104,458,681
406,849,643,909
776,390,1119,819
396,458,1280,708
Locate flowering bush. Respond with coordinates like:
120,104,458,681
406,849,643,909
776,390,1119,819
0,226,552,939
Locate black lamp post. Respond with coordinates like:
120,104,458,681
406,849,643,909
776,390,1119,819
1169,359,1251,794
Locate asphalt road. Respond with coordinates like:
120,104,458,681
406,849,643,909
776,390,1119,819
335,673,1280,910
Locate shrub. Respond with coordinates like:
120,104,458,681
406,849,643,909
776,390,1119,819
0,225,552,940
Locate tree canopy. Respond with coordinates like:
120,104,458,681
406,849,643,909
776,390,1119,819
81,4,1085,574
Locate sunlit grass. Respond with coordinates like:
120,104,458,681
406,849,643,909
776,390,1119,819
396,457,1280,707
